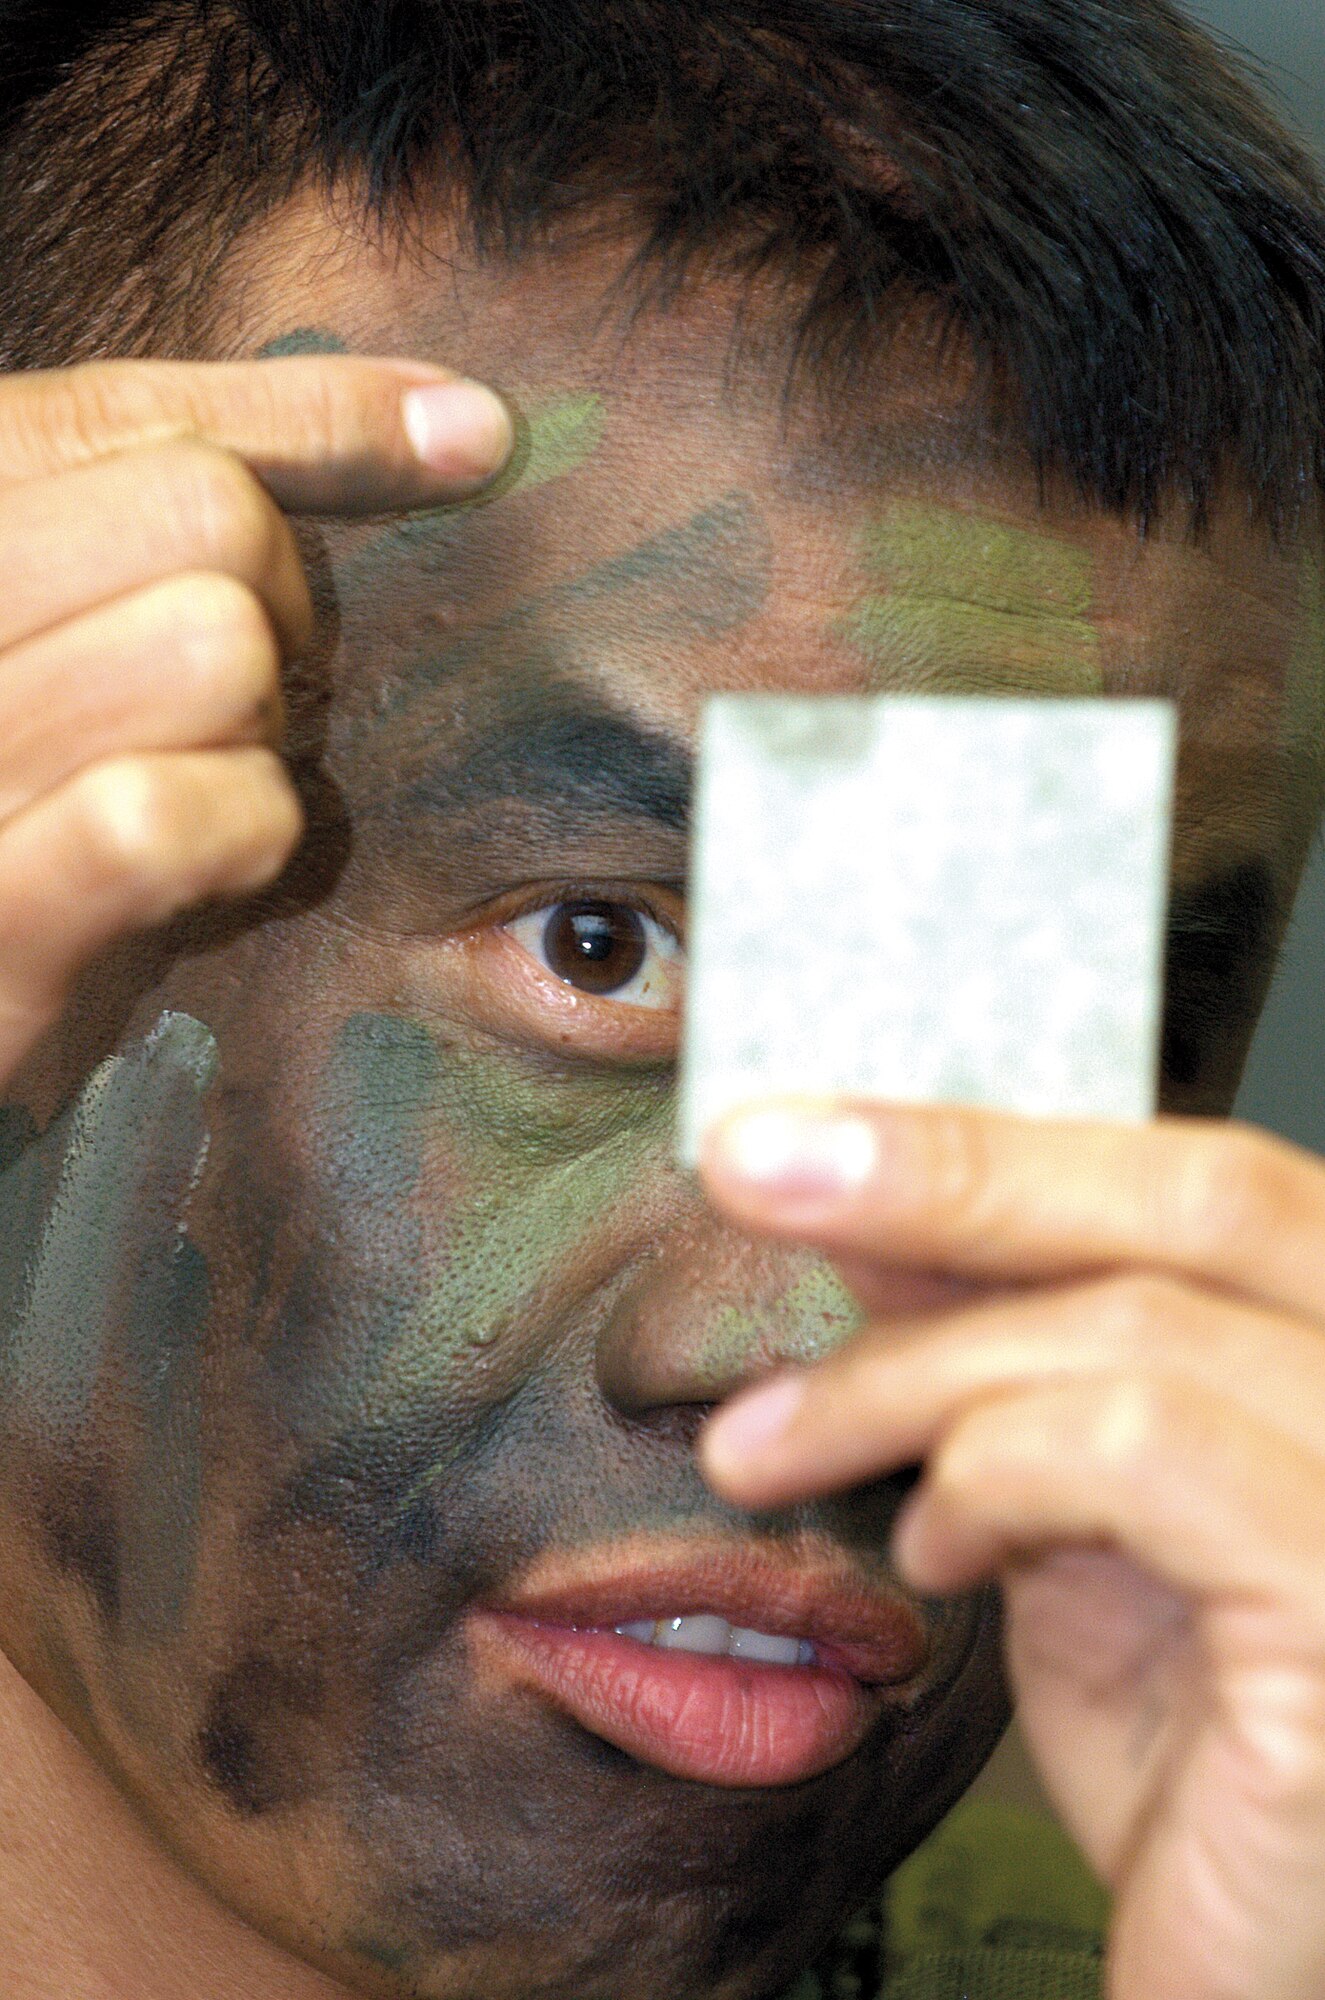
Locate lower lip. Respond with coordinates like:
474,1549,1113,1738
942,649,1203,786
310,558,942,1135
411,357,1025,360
471,1613,883,1787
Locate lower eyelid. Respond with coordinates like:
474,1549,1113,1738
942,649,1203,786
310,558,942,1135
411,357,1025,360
504,904,683,1014
450,927,682,1066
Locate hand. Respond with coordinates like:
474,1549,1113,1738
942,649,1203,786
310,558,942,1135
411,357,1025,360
0,352,512,1084
699,1102,1325,2000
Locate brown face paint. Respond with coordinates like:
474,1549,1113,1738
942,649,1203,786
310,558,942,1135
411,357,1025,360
368,489,773,717
336,392,608,597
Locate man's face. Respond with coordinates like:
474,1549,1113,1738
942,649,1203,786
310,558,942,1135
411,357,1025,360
0,203,1319,1999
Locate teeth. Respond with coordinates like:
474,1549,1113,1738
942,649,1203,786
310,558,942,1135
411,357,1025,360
729,1628,807,1667
612,1616,816,1667
655,1614,731,1655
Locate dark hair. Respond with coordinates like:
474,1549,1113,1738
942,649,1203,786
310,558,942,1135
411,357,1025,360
0,0,1322,526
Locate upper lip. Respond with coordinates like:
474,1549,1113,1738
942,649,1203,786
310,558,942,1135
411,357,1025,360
474,1540,930,1686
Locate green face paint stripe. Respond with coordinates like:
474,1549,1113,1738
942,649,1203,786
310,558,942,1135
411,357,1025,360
338,393,608,592
406,392,606,523
312,1015,678,1507
378,1118,669,1524
860,505,1093,617
847,503,1104,696
511,392,606,494
779,1264,866,1347
256,327,351,359
418,1125,660,1353
1283,551,1325,764
842,597,1104,696
692,1266,864,1382
308,1016,674,1458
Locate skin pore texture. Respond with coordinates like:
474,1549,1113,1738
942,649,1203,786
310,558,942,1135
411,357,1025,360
0,195,1321,2000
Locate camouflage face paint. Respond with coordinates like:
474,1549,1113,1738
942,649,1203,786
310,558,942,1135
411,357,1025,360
247,1008,687,1570
494,391,606,498
843,503,1104,695
337,493,771,872
414,1040,672,1351
256,327,351,359
694,1265,864,1383
337,392,608,597
262,1012,441,1437
386,492,769,696
1,1013,216,1430
294,1014,673,1433
0,1013,218,1640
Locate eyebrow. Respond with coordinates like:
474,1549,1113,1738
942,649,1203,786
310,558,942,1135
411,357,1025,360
379,687,693,837
357,676,1274,1081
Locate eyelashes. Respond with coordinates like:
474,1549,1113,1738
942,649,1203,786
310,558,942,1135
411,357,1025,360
504,897,683,1012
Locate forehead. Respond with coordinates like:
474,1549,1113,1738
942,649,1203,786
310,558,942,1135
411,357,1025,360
223,193,1322,882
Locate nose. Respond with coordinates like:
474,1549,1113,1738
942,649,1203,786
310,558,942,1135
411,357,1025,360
594,1207,865,1418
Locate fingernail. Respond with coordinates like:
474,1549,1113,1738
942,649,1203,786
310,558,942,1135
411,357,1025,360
704,1373,806,1471
711,1106,878,1203
403,380,514,482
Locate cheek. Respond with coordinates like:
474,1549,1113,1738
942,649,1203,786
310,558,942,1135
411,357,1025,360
0,1014,216,1442
0,1013,218,1646
244,1010,676,1442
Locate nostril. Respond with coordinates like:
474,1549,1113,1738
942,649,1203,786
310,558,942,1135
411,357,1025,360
609,1401,719,1451
891,1462,924,1501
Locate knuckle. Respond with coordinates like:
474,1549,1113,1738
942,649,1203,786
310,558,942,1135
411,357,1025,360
1090,1272,1193,1351
69,750,301,904
222,752,304,880
1233,1676,1325,1816
160,438,281,582
171,574,280,709
1171,1123,1289,1261
248,355,378,481
920,1107,997,1231
72,760,176,884
1086,1375,1174,1477
237,744,299,817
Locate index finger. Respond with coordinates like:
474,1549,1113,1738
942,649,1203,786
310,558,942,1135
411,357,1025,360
0,356,515,516
700,1101,1325,1328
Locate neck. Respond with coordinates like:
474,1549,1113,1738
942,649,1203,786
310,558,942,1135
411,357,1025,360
0,1647,348,2000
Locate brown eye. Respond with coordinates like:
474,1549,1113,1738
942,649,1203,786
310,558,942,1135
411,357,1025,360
506,899,683,1010
541,901,647,994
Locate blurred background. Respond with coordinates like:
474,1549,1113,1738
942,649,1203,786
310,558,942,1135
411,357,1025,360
1181,0,1325,1148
